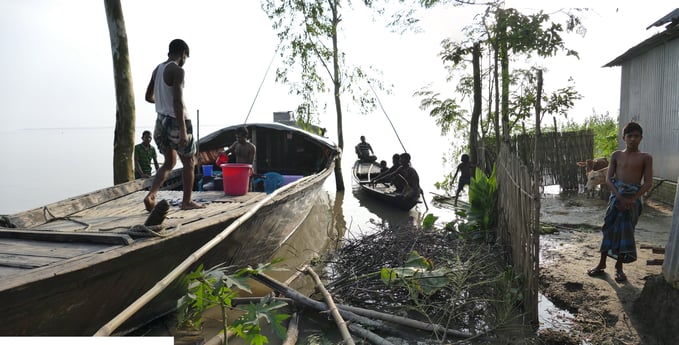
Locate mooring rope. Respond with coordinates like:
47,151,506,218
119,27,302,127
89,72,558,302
43,206,91,231
99,224,167,238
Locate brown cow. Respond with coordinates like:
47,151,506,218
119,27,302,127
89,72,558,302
576,157,609,172
584,167,609,197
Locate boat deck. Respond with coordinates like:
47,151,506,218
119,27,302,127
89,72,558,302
0,190,267,278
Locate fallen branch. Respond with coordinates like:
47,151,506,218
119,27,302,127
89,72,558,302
348,323,394,345
282,312,299,345
305,266,354,345
337,304,474,339
251,272,477,340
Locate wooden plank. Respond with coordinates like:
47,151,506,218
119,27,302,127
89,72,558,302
0,253,58,269
0,238,109,259
640,244,666,254
0,265,25,277
647,259,664,265
0,229,133,245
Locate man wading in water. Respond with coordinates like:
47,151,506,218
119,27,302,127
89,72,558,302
143,39,204,211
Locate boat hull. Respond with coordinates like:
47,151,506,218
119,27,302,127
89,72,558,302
351,160,419,211
0,123,338,335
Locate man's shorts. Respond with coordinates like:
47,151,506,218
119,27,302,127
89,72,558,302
153,114,196,157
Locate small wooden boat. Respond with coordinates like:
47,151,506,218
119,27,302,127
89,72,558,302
0,122,338,336
352,160,419,211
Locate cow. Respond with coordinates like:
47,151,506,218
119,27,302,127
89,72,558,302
584,167,609,198
576,157,609,172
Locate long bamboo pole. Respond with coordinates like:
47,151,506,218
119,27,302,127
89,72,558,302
94,174,317,336
305,266,354,345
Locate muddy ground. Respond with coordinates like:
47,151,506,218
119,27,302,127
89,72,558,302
539,192,679,344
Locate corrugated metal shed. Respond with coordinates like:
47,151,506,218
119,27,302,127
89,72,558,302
605,10,679,182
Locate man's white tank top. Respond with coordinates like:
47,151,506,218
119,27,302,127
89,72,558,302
154,61,188,119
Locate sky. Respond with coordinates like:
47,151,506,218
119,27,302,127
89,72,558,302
0,1,675,134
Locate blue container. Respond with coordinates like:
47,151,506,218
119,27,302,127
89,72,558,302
202,165,213,177
254,172,284,194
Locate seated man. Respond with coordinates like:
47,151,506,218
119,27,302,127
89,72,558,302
373,153,421,201
355,135,376,162
217,126,256,166
373,153,401,186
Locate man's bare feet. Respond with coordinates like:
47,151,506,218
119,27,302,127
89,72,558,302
181,201,205,210
144,194,156,212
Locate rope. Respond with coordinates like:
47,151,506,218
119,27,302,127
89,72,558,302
497,160,536,200
243,42,282,124
99,224,168,238
43,206,91,231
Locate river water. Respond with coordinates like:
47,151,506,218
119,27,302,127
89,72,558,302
0,126,581,340
0,125,458,225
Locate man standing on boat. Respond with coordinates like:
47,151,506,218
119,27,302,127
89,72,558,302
143,39,204,211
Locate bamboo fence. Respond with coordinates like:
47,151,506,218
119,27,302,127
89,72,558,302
495,144,539,326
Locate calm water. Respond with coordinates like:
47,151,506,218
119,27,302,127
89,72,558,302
0,125,459,228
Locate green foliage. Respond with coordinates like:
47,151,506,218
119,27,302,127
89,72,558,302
494,265,524,313
448,207,486,240
260,0,390,126
177,264,241,330
177,260,289,345
468,165,497,231
564,111,618,158
422,213,439,230
231,294,291,344
380,251,450,301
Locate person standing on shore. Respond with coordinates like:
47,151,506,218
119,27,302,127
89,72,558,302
134,130,160,179
587,121,653,283
143,39,204,211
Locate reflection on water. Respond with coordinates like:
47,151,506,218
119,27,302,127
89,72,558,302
538,293,575,332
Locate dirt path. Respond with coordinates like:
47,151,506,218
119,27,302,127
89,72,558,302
539,193,674,344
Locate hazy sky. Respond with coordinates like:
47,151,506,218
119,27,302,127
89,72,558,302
0,1,675,135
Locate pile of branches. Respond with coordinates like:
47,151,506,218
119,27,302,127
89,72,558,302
311,220,523,342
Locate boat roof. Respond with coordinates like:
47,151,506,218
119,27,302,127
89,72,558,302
199,122,338,153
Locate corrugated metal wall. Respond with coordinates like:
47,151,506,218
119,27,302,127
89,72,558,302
618,40,679,182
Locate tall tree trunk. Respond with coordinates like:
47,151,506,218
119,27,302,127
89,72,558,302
497,8,510,142
330,1,345,191
104,0,135,184
470,42,482,166
493,33,500,156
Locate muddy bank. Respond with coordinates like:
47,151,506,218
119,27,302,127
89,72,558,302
539,191,677,344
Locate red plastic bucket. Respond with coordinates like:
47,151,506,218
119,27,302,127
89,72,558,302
221,163,253,196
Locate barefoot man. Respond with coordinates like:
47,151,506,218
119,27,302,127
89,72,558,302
143,39,204,211
587,121,653,283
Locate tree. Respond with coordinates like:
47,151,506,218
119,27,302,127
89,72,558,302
104,0,135,184
261,0,388,191
417,1,583,173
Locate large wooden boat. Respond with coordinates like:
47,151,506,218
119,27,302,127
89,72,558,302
351,160,419,211
0,122,338,336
